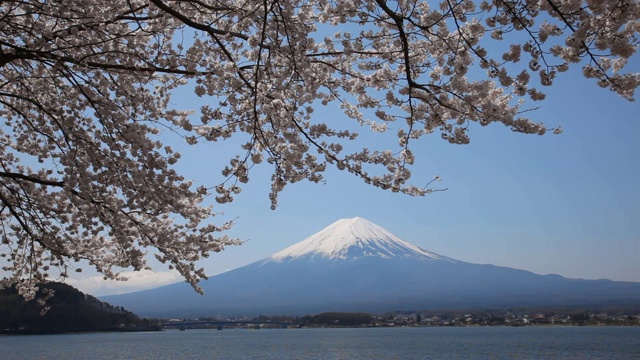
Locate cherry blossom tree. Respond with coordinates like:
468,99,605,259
1,0,638,300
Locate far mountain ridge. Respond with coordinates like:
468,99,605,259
102,217,640,317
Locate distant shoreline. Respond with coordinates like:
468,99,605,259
0,326,162,336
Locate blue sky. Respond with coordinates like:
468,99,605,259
72,52,640,297
195,62,639,279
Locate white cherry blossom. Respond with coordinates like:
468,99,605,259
1,0,638,301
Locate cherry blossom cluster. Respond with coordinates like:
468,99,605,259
0,0,241,299
1,0,638,301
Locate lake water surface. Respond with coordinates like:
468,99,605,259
1,326,639,359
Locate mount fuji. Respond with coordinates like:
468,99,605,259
102,217,640,317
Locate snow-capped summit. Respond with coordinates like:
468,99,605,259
267,217,445,262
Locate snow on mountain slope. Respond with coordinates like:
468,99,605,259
267,217,448,262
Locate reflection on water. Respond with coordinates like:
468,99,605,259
1,326,639,360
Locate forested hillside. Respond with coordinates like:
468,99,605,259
0,282,159,334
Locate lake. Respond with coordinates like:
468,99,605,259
1,326,639,359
